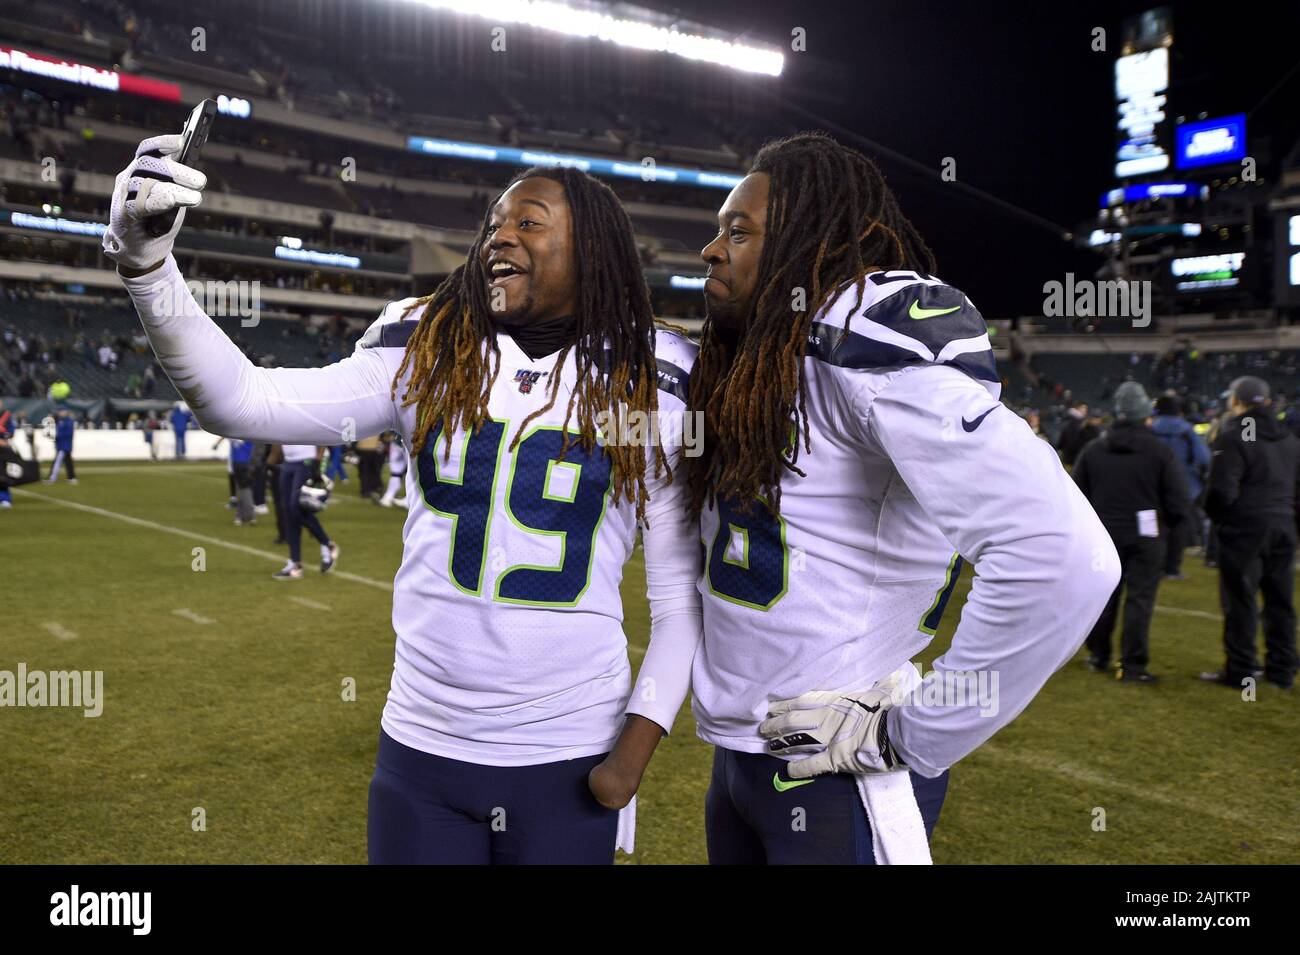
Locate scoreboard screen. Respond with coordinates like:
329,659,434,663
1176,114,1247,170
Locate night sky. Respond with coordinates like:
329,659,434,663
666,0,1300,317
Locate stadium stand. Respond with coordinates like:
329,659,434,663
3,0,1296,447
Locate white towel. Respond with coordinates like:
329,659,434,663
615,795,636,854
853,661,931,864
855,771,932,864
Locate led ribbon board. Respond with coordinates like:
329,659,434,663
407,137,742,189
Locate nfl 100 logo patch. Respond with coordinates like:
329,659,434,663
513,369,547,394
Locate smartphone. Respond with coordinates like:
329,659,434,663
143,98,218,238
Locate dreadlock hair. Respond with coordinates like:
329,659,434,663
391,165,665,522
686,131,937,516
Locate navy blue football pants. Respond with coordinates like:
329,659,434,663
705,747,949,864
279,461,329,563
368,729,619,864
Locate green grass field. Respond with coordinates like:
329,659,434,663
1,460,1296,864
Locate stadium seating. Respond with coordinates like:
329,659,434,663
2,292,359,405
1023,348,1300,417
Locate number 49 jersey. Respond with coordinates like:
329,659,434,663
691,271,1110,771
364,301,700,766
120,258,702,769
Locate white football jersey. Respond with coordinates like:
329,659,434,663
693,271,1118,776
122,259,702,768
364,301,699,764
282,444,317,462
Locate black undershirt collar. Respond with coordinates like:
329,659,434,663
496,313,576,361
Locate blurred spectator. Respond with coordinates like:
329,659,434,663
1072,382,1189,683
355,433,384,499
1056,402,1100,467
1151,395,1210,579
0,398,13,508
46,408,78,484
170,402,195,458
377,432,407,507
1200,376,1299,691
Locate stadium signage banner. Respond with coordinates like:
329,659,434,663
407,136,742,189
0,45,181,102
1292,215,1300,288
8,211,107,236
1281,214,1300,303
1176,114,1246,170
669,275,707,289
3,209,398,272
1100,182,1205,207
273,245,362,269
216,94,252,119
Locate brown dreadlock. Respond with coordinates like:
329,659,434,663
687,131,937,516
390,165,665,522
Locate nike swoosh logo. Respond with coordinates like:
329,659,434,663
962,408,996,432
909,301,961,320
772,772,816,792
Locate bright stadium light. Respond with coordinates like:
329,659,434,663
407,0,785,76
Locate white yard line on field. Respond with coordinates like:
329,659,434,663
172,609,216,625
72,466,226,476
12,490,394,593
1153,604,1220,621
288,596,332,611
11,492,1225,623
978,746,1298,842
42,622,78,642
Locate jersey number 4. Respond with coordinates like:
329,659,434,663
416,420,613,607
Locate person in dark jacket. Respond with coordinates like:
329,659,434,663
1057,401,1101,467
1151,394,1210,577
1200,376,1299,691
1073,382,1189,683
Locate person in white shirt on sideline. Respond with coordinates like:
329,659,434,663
376,431,408,508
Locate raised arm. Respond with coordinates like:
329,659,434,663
121,257,402,443
103,133,402,445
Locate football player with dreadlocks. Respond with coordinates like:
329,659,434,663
103,133,700,865
688,132,1118,864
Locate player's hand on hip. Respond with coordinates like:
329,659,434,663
102,134,207,273
760,670,913,777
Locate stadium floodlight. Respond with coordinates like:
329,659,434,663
406,0,784,76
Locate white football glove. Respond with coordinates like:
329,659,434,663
102,134,207,271
759,668,913,778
